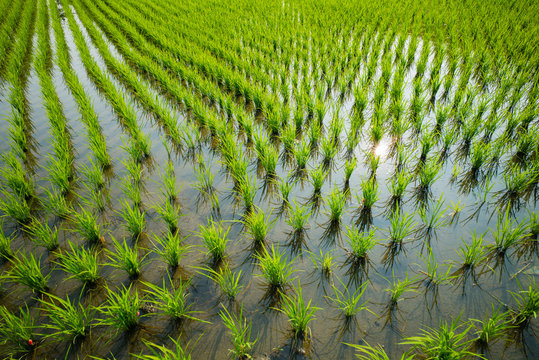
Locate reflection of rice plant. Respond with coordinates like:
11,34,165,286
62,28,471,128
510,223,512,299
277,280,319,339
40,293,94,343
198,220,230,262
151,231,188,268
56,240,100,285
6,252,50,293
0,305,36,354
327,278,371,318
256,244,295,289
220,304,257,359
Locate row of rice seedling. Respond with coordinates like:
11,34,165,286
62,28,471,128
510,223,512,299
60,0,151,160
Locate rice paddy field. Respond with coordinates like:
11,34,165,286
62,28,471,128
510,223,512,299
0,0,538,358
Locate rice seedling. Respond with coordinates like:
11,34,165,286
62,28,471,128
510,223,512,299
98,284,143,332
0,224,14,259
144,276,203,322
79,158,105,190
456,231,487,272
417,158,441,191
471,305,512,345
240,207,275,245
118,176,142,207
357,176,379,210
0,305,36,354
388,171,412,202
323,185,348,224
346,227,378,262
344,157,357,185
193,160,214,197
0,153,34,199
327,278,371,318
40,187,72,219
294,140,311,172
387,206,416,246
134,335,192,360
489,209,526,258
286,200,312,234
151,231,189,268
236,175,257,212
308,249,336,278
277,280,319,339
198,220,230,262
55,240,100,285
309,165,327,196
417,250,455,290
256,244,295,289
320,135,339,167
383,271,418,306
118,200,146,239
40,292,95,343
107,235,147,278
201,262,244,300
5,251,49,293
417,196,449,241
401,317,475,359
508,279,539,327
153,199,181,233
71,207,103,244
346,342,414,360
219,304,257,359
0,189,31,224
25,219,59,251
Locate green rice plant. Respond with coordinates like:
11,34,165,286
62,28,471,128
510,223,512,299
449,199,465,223
0,305,36,354
327,278,371,318
418,250,455,289
490,209,526,257
45,154,73,194
40,187,71,219
237,175,257,212
418,196,449,238
323,185,347,223
417,158,441,190
193,161,214,196
40,292,94,343
121,156,143,185
346,227,378,261
260,145,278,177
329,112,344,143
384,271,418,305
98,284,143,332
6,251,50,293
0,189,31,224
198,220,230,262
281,122,296,154
276,280,319,339
202,262,244,300
0,153,34,199
525,210,539,240
78,181,108,212
153,199,181,233
471,305,512,344
368,152,381,176
294,140,311,171
309,165,327,196
107,236,147,278
144,276,202,322
286,200,312,233
55,240,100,285
0,224,14,259
219,304,257,359
72,207,103,244
344,157,357,184
118,200,146,239
357,177,379,209
320,135,339,166
151,231,189,268
277,175,293,204
308,120,321,150
25,219,59,251
118,176,142,207
79,158,105,190
133,335,192,360
308,249,336,277
509,279,539,326
256,244,295,289
346,342,414,360
241,207,275,245
469,141,490,173
401,317,475,359
388,171,412,200
456,231,487,270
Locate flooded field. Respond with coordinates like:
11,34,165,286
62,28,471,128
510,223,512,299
0,0,538,359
